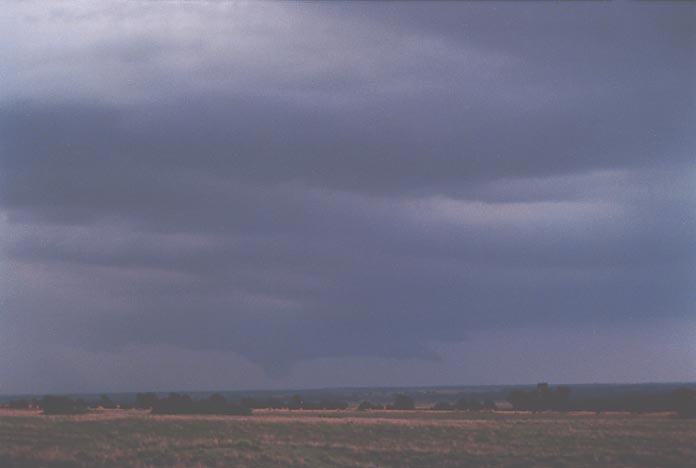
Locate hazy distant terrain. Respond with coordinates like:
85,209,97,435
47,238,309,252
3,382,694,407
1,409,693,467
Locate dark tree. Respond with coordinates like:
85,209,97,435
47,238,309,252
508,390,532,410
199,394,227,414
99,394,116,409
241,397,259,409
554,386,571,411
536,383,550,396
40,396,88,415
672,388,696,419
152,393,194,415
288,394,304,410
431,401,453,411
455,397,482,411
509,384,570,412
135,393,158,409
389,394,415,410
8,399,30,409
357,401,383,411
317,399,349,410
148,393,250,416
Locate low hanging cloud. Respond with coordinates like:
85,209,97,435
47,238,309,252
0,1,694,391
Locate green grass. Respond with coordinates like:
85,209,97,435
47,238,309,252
0,409,693,467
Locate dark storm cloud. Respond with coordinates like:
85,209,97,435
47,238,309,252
1,1,694,389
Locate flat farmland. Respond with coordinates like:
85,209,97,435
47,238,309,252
0,409,693,467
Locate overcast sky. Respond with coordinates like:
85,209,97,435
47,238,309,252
1,1,695,394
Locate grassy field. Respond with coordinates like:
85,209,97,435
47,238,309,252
0,409,693,467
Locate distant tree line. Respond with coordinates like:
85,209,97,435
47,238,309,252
358,393,416,410
2,393,249,416
430,398,496,411
358,394,493,411
39,396,89,415
148,393,251,415
357,400,384,411
566,387,695,417
507,383,696,418
3,384,694,418
388,393,415,410
508,383,572,412
135,392,348,414
236,394,349,411
6,398,39,410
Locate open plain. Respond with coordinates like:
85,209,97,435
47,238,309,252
0,409,693,467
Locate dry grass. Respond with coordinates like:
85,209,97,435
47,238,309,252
0,408,693,467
